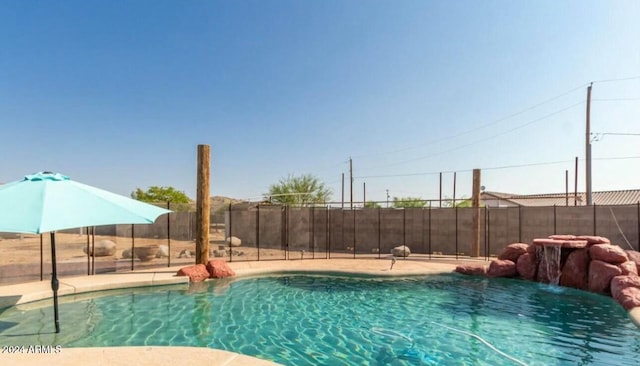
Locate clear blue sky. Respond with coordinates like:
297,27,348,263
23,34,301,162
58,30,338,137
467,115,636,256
1,1,639,203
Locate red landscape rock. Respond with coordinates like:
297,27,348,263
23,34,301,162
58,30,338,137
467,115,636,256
625,250,640,272
487,259,517,278
588,260,623,294
560,249,590,290
618,261,638,276
548,234,576,240
455,265,486,276
611,275,640,310
516,253,537,281
206,259,236,278
589,244,628,264
498,243,529,262
177,264,210,282
576,235,611,245
533,238,588,249
615,287,640,310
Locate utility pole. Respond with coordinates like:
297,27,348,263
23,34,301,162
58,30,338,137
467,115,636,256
349,157,353,209
341,173,344,209
386,189,390,208
586,83,593,205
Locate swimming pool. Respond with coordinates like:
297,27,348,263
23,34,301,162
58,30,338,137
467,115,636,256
1,274,638,365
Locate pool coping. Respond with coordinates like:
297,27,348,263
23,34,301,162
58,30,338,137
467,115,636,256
1,258,639,365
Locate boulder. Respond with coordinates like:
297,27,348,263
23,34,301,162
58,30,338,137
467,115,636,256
615,287,640,310
177,264,210,282
121,248,132,259
516,253,537,281
576,235,610,245
626,250,640,273
133,246,158,262
455,265,486,276
391,245,411,257
619,261,638,276
611,275,640,310
156,245,169,258
533,238,588,249
83,240,117,257
589,244,628,264
588,260,622,294
498,243,529,262
560,249,590,290
226,236,242,247
487,260,517,278
213,249,226,258
206,259,236,278
178,249,194,258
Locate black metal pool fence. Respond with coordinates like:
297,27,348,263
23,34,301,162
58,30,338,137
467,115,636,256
1,201,639,285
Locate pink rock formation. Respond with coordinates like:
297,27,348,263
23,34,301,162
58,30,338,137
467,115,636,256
625,250,640,272
619,261,639,276
560,249,590,290
533,238,588,249
611,275,640,310
487,260,517,278
498,243,529,262
589,244,628,264
455,265,486,276
548,234,576,240
206,259,236,278
516,253,537,281
588,260,622,294
576,235,610,244
177,264,210,282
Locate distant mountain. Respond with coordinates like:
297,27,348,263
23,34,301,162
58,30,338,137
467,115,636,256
210,196,247,213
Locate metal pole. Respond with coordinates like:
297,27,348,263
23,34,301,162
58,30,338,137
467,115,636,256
487,209,491,259
229,203,233,261
40,234,44,281
553,205,557,235
518,204,522,243
256,204,260,261
167,201,171,267
439,172,443,208
327,207,331,259
352,209,356,259
428,205,432,260
50,232,60,333
341,173,345,209
455,205,458,260
363,182,366,207
349,157,353,209
453,171,457,206
377,207,381,259
565,170,569,206
311,206,315,259
91,227,95,275
484,206,488,260
130,224,134,271
593,203,597,235
86,229,90,275
586,83,593,205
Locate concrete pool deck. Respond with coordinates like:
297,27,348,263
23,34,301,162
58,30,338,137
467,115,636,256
1,256,639,365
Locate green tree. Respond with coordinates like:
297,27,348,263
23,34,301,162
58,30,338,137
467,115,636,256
266,174,332,205
131,186,191,204
392,196,426,208
365,201,381,208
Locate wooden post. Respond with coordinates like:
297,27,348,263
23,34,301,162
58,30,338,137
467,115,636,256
196,144,210,265
471,169,481,257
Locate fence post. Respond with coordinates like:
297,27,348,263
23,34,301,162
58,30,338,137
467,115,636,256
256,204,260,261
518,205,522,243
327,207,331,259
378,207,381,259
553,205,557,235
130,224,134,271
455,206,459,260
353,208,356,259
228,203,233,262
311,206,315,259
40,234,44,281
167,201,171,268
428,206,432,260
593,203,597,235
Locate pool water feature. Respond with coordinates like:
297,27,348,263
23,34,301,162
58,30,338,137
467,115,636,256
1,274,639,365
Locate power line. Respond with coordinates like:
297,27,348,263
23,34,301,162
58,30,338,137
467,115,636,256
355,156,640,179
351,83,588,159
375,101,584,169
592,75,640,84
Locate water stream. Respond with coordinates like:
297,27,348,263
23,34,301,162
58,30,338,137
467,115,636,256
542,244,562,285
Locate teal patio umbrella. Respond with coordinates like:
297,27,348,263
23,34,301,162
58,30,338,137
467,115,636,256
0,172,171,333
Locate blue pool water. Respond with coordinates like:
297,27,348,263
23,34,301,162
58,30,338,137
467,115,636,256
1,274,639,365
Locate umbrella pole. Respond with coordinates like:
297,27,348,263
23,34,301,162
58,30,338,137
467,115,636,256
50,232,60,333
